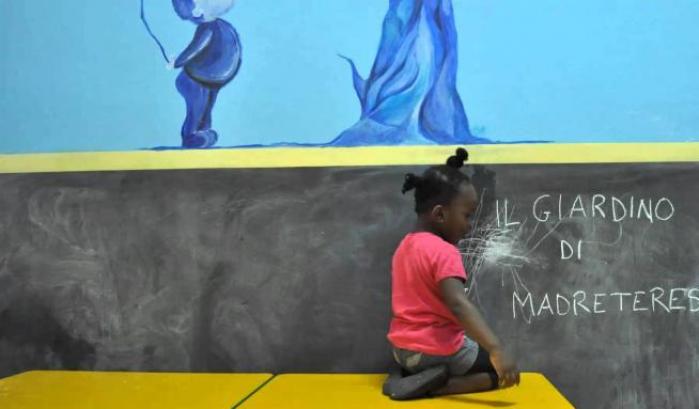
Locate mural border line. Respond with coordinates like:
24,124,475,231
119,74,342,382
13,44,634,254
0,143,697,174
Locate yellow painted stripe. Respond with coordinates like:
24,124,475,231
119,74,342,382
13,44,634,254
0,143,697,174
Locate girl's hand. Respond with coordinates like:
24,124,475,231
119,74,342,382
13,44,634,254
490,348,520,388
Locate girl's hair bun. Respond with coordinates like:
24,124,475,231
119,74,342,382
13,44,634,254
402,173,422,194
446,147,468,168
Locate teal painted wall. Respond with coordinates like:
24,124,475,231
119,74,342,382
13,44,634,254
1,0,698,152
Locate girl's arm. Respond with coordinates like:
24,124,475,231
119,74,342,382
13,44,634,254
440,277,520,387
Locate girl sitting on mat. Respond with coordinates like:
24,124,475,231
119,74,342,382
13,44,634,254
383,148,520,400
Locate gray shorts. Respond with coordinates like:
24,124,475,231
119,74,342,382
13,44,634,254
392,336,480,376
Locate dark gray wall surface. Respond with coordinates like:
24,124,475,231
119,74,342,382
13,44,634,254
0,163,697,408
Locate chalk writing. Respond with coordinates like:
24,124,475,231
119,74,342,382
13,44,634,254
513,287,699,322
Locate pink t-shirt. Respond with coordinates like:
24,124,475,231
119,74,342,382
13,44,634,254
387,232,467,356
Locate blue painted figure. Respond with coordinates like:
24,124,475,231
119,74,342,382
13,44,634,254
333,0,489,146
171,0,241,148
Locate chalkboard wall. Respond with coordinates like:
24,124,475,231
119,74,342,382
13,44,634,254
1,163,697,408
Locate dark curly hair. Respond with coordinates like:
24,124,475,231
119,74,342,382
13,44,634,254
402,148,471,214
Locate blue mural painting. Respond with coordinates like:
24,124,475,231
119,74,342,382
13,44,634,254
143,0,241,148
1,1,698,153
333,0,489,146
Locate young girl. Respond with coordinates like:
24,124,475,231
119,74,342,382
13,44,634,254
383,148,520,400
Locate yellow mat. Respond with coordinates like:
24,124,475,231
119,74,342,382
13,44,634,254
0,370,272,409
239,372,574,408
